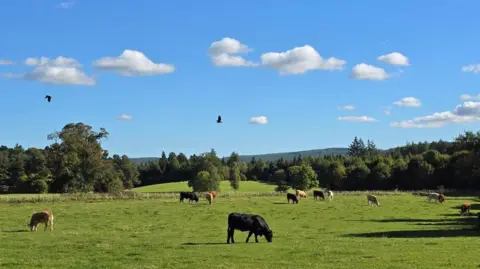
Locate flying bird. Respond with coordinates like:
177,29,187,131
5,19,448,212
45,95,52,102
217,115,222,123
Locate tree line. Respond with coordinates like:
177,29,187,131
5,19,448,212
1,122,480,194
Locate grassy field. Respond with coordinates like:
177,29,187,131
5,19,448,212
0,193,479,269
133,180,277,193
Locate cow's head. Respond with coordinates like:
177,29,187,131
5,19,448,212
264,229,273,242
439,194,445,203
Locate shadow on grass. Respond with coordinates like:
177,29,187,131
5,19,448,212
272,202,296,205
346,215,479,238
182,242,228,246
1,229,28,233
345,228,480,238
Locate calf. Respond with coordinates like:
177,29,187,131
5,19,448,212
327,190,334,201
179,191,199,203
296,189,307,198
28,210,54,232
227,212,273,244
205,192,213,205
287,193,298,204
427,192,445,203
460,203,471,215
209,191,217,200
367,194,380,207
313,190,325,200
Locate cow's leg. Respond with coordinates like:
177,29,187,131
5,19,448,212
254,234,259,243
227,228,235,244
245,231,253,243
44,222,48,232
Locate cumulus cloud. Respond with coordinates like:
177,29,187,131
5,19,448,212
118,114,133,120
249,116,268,125
93,50,175,76
390,101,480,128
462,64,480,74
377,52,409,66
3,56,95,85
337,105,355,110
337,116,377,122
0,59,14,65
57,0,74,9
460,94,480,100
208,37,257,67
350,63,390,80
393,97,421,108
261,45,346,75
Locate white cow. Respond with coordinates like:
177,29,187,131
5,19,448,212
327,190,334,201
427,192,445,203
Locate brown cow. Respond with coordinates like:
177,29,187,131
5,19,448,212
460,203,471,215
28,210,54,232
209,191,217,200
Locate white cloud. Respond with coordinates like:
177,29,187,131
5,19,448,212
460,94,480,100
390,101,480,128
3,56,95,86
384,107,392,115
24,56,81,67
93,50,175,76
0,59,14,65
377,52,409,66
350,63,390,80
393,97,421,108
462,64,480,74
337,116,377,122
261,45,346,75
57,1,74,9
208,37,257,67
249,116,268,125
337,105,355,110
118,114,133,120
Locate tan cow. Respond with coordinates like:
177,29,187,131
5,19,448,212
367,194,380,207
28,210,54,232
205,193,213,205
295,190,307,198
209,191,217,200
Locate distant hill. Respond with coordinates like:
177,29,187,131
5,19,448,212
130,147,350,165
237,147,349,162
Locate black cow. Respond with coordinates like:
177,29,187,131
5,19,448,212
227,213,273,244
313,190,325,200
179,192,199,203
287,193,298,204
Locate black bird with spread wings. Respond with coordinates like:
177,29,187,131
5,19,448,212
45,95,52,102
217,115,222,123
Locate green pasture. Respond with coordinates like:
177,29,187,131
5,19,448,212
133,180,277,193
0,193,479,269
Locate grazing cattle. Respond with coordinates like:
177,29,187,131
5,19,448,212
296,190,307,198
367,194,380,207
209,191,217,200
287,193,298,204
327,190,334,201
313,190,325,200
205,192,213,205
460,203,471,215
427,192,445,203
179,192,199,203
28,210,54,232
226,213,273,244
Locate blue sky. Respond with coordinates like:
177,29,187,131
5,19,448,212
1,0,480,158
